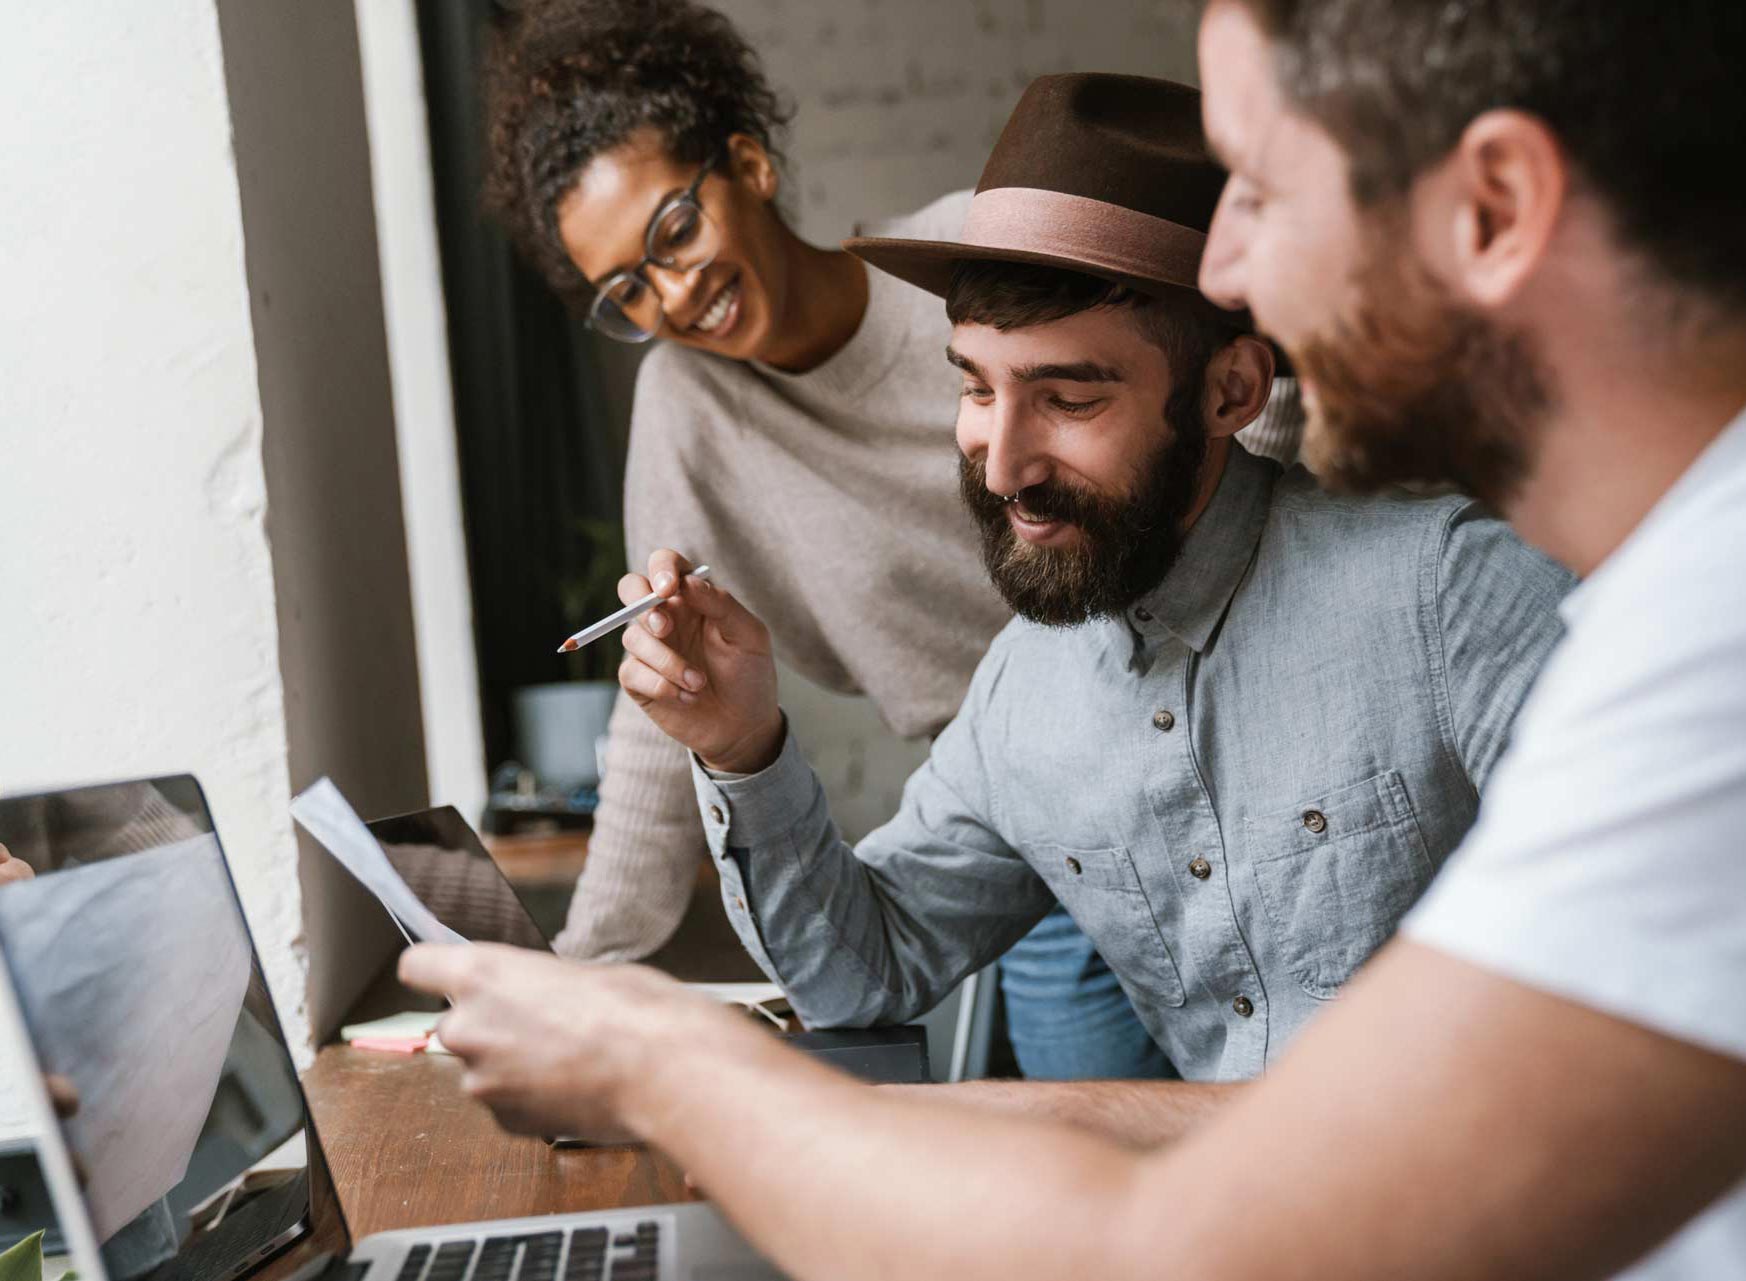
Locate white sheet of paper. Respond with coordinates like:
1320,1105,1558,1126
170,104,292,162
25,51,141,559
0,837,250,1242
290,779,467,946
685,982,787,1007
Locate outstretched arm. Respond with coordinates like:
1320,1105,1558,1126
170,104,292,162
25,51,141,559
405,938,1746,1281
885,1077,1240,1149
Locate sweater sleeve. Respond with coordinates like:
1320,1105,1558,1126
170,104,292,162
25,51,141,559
552,688,705,960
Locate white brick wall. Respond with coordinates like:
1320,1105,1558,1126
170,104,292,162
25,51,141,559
711,0,1204,241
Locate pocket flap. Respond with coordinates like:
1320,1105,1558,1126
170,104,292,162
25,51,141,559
1028,842,1142,893
1245,770,1416,859
1024,842,1185,1009
1243,770,1433,999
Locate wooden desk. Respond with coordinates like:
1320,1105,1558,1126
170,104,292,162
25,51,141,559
302,1048,700,1236
305,849,748,1236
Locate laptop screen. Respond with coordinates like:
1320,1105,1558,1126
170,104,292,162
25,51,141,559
0,778,346,1281
365,807,552,952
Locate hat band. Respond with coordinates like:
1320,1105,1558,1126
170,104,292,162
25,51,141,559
959,186,1207,289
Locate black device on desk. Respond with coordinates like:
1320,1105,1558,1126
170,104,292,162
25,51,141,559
363,806,932,1086
0,1144,66,1257
0,776,788,1281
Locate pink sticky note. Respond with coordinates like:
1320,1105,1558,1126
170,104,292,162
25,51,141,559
350,1034,429,1054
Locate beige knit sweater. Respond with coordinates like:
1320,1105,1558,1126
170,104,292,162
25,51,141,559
553,191,1303,959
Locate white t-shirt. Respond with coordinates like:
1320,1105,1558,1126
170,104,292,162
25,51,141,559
1405,404,1746,1278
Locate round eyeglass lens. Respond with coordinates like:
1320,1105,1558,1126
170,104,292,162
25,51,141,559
591,275,661,342
650,200,719,271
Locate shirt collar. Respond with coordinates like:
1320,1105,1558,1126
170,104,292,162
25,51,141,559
1557,398,1746,628
1121,444,1278,654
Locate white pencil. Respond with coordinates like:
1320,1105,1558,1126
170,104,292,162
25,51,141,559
556,565,713,653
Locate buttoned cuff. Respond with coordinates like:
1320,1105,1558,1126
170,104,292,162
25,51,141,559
689,714,817,857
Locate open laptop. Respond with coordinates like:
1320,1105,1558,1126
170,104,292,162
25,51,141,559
0,777,784,1281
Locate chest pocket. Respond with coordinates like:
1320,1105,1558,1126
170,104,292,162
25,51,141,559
1243,770,1434,999
1028,842,1186,1009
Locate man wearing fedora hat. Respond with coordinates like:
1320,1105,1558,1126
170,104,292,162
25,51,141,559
577,71,1569,1118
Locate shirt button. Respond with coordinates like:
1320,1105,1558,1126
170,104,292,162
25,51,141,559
1134,607,1153,622
709,804,725,825
1065,856,1083,875
732,896,747,913
1152,709,1175,732
1188,857,1212,880
1233,995,1254,1018
1301,809,1327,834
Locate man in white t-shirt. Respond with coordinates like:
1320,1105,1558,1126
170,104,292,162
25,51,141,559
391,2,1746,1278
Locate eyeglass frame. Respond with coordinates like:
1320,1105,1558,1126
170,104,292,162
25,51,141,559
584,147,726,343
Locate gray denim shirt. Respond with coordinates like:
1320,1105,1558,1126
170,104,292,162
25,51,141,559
692,447,1574,1080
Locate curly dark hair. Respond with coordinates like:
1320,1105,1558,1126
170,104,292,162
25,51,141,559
482,0,794,303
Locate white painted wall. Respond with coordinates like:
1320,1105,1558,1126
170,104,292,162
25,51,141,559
355,0,490,825
715,0,1203,242
215,0,435,1045
0,4,309,1046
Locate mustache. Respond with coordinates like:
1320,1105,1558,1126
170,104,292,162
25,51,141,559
958,460,1110,529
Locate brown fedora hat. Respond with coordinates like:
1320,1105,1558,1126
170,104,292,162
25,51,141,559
846,73,1226,302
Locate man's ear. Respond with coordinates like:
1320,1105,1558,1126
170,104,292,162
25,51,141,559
1434,108,1567,309
725,132,780,203
1202,334,1275,439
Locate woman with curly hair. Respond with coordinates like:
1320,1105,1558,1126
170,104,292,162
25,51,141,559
482,0,1171,1082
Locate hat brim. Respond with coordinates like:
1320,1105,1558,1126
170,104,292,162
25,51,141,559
844,234,1203,303
844,234,1291,378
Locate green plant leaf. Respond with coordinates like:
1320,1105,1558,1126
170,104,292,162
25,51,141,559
0,1230,45,1281
556,517,631,683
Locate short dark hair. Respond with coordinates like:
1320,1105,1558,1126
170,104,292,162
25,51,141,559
1241,0,1746,316
945,259,1248,389
482,0,793,302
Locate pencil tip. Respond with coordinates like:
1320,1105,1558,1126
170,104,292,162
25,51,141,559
556,642,574,653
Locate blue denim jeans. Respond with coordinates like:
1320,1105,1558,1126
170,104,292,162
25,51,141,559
999,902,1173,1080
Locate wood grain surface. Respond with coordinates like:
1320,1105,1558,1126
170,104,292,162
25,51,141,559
302,1047,701,1238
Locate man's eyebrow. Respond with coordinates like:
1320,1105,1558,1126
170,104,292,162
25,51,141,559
1011,360,1125,384
945,346,983,378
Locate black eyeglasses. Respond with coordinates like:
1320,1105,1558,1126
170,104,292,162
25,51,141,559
586,150,725,343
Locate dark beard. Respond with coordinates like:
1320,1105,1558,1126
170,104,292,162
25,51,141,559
1296,235,1550,510
959,380,1209,627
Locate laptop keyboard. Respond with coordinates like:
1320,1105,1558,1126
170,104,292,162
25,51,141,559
394,1222,663,1281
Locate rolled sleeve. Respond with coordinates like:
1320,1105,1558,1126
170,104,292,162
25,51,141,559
684,653,1053,1030
690,719,821,858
